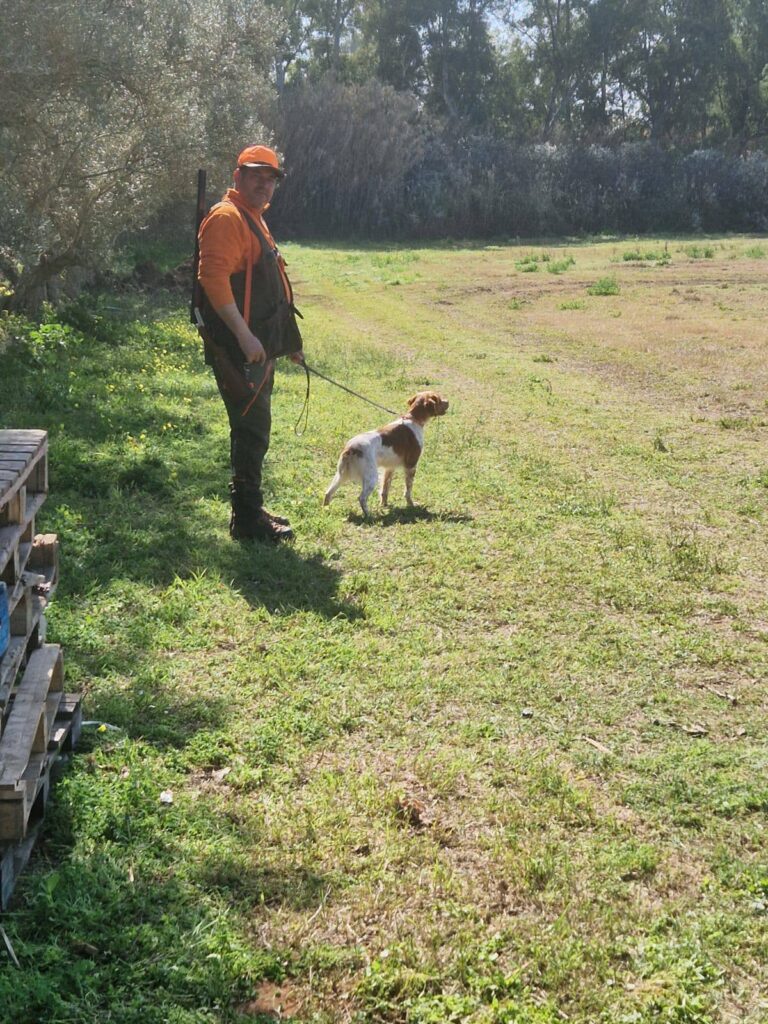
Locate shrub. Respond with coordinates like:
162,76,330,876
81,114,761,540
547,256,576,274
588,276,620,296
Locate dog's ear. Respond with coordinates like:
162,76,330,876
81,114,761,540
407,393,419,408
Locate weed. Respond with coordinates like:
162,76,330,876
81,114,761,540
665,524,724,581
547,257,576,274
718,416,752,430
621,247,671,266
588,276,620,295
653,434,669,452
679,244,715,259
516,252,551,272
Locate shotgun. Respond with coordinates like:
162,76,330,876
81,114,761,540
190,167,207,331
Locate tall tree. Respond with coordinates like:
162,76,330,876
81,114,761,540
301,0,365,76
0,0,278,312
420,0,501,122
267,0,311,94
365,0,427,93
716,0,768,148
617,0,732,143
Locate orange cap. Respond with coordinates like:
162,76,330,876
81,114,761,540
236,144,285,178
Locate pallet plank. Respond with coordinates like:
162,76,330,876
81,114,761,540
0,433,46,447
0,431,47,510
0,486,26,527
0,609,47,706
0,646,63,793
28,534,59,583
0,493,46,581
0,693,81,854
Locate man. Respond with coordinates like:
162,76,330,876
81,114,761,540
197,144,302,543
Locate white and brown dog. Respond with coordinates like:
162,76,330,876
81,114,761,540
323,391,449,516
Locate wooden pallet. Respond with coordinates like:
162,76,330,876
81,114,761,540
0,534,59,707
0,430,48,593
0,691,82,909
0,691,81,911
0,432,82,909
0,646,82,843
0,817,45,912
0,430,47,515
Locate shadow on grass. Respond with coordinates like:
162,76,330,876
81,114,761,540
2,772,323,1024
347,506,474,527
85,684,238,747
0,318,353,623
218,544,363,620
194,854,332,910
60,497,360,619
46,442,360,621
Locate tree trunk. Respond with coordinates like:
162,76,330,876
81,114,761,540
9,253,76,317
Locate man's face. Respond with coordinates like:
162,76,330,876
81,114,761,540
235,165,279,208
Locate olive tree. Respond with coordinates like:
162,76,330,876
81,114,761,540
0,0,279,313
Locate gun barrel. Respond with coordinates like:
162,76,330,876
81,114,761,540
191,168,208,325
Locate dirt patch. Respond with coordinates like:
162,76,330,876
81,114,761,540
238,980,302,1019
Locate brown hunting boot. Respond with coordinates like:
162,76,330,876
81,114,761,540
228,488,293,543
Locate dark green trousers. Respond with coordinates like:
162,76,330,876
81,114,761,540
211,354,275,511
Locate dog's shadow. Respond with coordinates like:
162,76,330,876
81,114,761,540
348,506,474,528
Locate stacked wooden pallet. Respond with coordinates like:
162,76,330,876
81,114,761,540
0,429,82,909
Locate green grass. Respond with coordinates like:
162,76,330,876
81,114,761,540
0,237,767,1023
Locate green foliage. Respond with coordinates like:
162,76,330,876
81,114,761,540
547,257,576,274
587,276,621,296
0,0,275,312
622,249,672,265
679,244,715,259
515,253,553,272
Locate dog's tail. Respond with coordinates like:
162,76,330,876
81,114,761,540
339,446,360,472
323,445,360,506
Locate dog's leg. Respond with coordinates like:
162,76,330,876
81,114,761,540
359,464,378,517
323,470,343,506
379,469,394,506
325,458,348,505
404,467,416,506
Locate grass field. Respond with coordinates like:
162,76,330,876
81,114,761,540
0,236,766,1023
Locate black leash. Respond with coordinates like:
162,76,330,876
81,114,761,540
294,357,399,435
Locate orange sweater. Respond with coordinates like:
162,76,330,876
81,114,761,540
198,188,291,311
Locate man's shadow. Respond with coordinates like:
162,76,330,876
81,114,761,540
213,538,363,620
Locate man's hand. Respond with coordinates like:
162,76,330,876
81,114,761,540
214,301,266,364
289,351,305,365
240,332,267,365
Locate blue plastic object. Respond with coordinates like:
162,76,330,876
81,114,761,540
0,581,8,660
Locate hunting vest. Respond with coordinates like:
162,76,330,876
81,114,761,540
201,203,302,362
